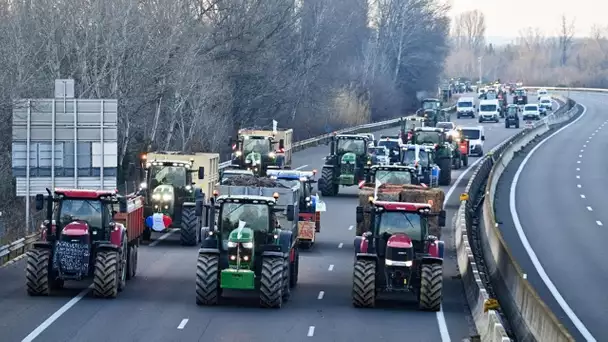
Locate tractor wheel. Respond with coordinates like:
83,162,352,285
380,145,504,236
118,241,127,292
259,257,284,308
180,206,198,246
352,259,376,308
319,168,338,196
282,259,291,302
418,264,443,311
462,154,468,167
196,254,221,305
93,250,119,298
290,248,299,288
437,157,452,186
127,244,138,279
26,248,52,296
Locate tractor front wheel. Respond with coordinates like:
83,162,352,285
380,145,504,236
418,263,443,311
93,250,119,298
196,254,220,305
260,257,284,308
180,206,198,246
352,259,376,308
319,168,338,196
437,158,452,186
26,248,52,296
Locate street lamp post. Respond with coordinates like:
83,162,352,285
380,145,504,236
478,56,483,85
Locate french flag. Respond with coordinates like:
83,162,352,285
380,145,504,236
145,213,172,232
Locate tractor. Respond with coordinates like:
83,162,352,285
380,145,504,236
195,191,299,308
398,117,425,144
364,165,420,186
513,88,528,105
27,189,144,298
400,145,440,187
352,200,446,311
410,127,454,186
230,129,289,176
139,152,205,246
317,134,372,196
416,98,450,127
448,128,469,168
268,170,324,249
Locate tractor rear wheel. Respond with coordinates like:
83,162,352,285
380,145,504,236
282,259,291,301
437,157,452,186
260,257,283,308
319,168,338,196
196,254,220,305
26,248,52,296
180,206,198,246
290,248,299,288
93,250,119,298
352,259,376,308
419,263,443,311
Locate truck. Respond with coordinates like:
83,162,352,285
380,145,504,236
229,127,293,176
27,189,144,298
139,151,218,246
194,177,300,308
317,134,372,196
268,170,325,249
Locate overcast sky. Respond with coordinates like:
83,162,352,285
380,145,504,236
449,0,603,37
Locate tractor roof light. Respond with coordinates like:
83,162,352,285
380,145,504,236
368,196,374,203
213,190,219,197
312,169,317,174
141,154,147,160
273,192,279,199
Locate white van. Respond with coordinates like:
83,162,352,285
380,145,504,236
537,88,548,100
456,97,475,118
478,99,500,123
460,126,485,156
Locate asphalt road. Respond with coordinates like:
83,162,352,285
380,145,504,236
0,93,523,342
494,91,607,341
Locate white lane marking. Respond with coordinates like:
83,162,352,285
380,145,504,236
597,221,603,226
586,140,589,143
587,207,593,211
581,194,586,198
295,164,309,170
583,144,587,147
510,103,596,341
348,225,353,230
579,155,582,158
149,228,178,247
21,287,91,342
577,161,581,164
577,184,581,188
576,175,580,179
307,326,315,337
576,168,580,171
318,291,325,299
177,318,189,330
328,264,334,271
580,149,584,152
338,243,343,248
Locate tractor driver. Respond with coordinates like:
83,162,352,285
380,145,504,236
238,205,267,232
378,211,423,241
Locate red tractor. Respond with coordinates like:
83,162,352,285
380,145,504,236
352,200,446,311
26,188,144,298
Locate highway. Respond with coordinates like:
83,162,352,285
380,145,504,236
494,91,608,342
0,93,522,342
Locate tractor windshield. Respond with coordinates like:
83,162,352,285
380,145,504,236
57,199,103,229
507,106,518,115
220,203,269,239
402,149,429,167
242,137,271,155
149,165,187,188
414,132,441,144
374,170,413,185
378,140,400,151
376,211,423,241
422,101,440,110
337,139,366,155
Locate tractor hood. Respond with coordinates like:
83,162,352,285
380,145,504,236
386,233,413,248
228,226,254,243
340,152,356,164
245,152,262,166
61,221,90,236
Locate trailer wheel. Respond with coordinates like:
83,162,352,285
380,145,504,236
290,248,299,288
437,158,452,186
260,257,283,308
319,168,338,196
419,264,443,311
196,254,220,305
352,259,376,308
180,206,198,246
93,250,119,298
26,248,52,296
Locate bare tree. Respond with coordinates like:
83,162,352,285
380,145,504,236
454,10,486,53
558,15,575,66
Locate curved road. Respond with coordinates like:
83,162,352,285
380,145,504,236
495,91,608,341
0,93,522,342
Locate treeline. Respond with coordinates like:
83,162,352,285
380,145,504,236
0,0,450,240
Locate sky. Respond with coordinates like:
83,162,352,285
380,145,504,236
449,0,604,38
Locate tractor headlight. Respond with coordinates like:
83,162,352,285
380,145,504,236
242,242,254,248
268,152,276,158
185,185,192,191
305,196,310,202
235,151,242,157
139,182,147,189
152,194,161,201
246,159,252,164
227,241,237,248
162,194,172,202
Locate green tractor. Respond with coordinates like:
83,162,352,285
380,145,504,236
194,192,298,308
318,134,372,196
230,130,287,176
410,127,454,186
416,98,450,127
139,152,206,246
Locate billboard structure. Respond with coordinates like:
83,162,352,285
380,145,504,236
12,79,118,230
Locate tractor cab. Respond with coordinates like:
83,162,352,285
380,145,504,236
398,117,425,144
230,130,286,176
399,145,438,186
411,127,451,147
364,165,419,186
267,169,318,213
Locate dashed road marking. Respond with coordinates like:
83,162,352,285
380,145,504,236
307,326,315,337
318,291,325,300
149,228,179,247
338,243,343,248
581,194,586,198
576,168,580,171
579,155,582,158
587,207,593,211
597,221,603,226
580,149,584,152
577,184,581,188
177,319,189,330
328,264,334,271
577,161,581,164
348,225,353,230
295,164,309,170
576,175,580,179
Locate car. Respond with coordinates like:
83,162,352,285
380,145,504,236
459,126,485,156
539,97,553,114
436,121,455,132
504,105,520,128
456,97,475,118
369,146,391,165
377,136,402,163
537,88,548,100
478,99,500,123
522,104,541,121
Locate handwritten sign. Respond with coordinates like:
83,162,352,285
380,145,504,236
298,221,315,240
53,241,90,276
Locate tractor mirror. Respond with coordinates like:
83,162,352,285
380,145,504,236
438,210,446,227
35,194,44,211
279,139,285,149
356,206,364,223
198,166,205,180
286,205,295,221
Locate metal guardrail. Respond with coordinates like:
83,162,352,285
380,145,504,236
456,93,580,341
0,233,38,267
